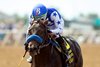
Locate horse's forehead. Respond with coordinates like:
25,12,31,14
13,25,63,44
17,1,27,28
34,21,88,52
34,23,39,27
32,22,39,28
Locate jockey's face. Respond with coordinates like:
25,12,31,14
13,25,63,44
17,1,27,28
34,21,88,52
30,13,47,21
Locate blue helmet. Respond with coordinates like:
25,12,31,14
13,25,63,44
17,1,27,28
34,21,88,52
30,4,47,20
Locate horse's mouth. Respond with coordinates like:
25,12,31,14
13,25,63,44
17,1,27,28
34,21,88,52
29,44,40,55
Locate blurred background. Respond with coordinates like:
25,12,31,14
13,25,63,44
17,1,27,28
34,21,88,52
0,0,100,67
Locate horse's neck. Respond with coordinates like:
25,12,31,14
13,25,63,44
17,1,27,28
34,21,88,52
36,44,52,59
33,45,53,66
32,45,63,67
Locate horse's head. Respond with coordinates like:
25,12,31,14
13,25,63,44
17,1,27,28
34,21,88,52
26,19,50,55
29,19,48,36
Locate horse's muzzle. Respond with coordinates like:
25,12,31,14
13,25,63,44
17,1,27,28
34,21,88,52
29,44,40,55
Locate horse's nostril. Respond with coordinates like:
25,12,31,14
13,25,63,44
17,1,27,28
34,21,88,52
29,48,33,52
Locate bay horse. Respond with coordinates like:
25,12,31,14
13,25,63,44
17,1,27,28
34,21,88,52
25,19,83,67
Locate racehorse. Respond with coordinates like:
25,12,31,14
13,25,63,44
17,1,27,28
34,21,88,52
25,19,83,67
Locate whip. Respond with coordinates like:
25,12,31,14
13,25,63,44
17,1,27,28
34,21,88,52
18,49,28,67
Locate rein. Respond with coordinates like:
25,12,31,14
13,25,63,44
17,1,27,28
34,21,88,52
39,39,51,49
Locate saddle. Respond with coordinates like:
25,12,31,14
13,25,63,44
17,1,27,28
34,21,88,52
51,36,75,66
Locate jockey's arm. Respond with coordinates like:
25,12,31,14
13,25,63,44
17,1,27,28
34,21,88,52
50,15,64,35
48,20,64,39
48,10,64,35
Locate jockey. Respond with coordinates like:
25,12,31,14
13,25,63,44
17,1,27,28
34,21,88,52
26,4,67,63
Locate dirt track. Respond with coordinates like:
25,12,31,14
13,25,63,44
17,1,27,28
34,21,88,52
0,44,100,67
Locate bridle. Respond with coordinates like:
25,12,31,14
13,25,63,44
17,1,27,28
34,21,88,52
28,19,51,55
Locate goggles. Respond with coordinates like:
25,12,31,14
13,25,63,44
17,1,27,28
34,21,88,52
30,13,47,21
